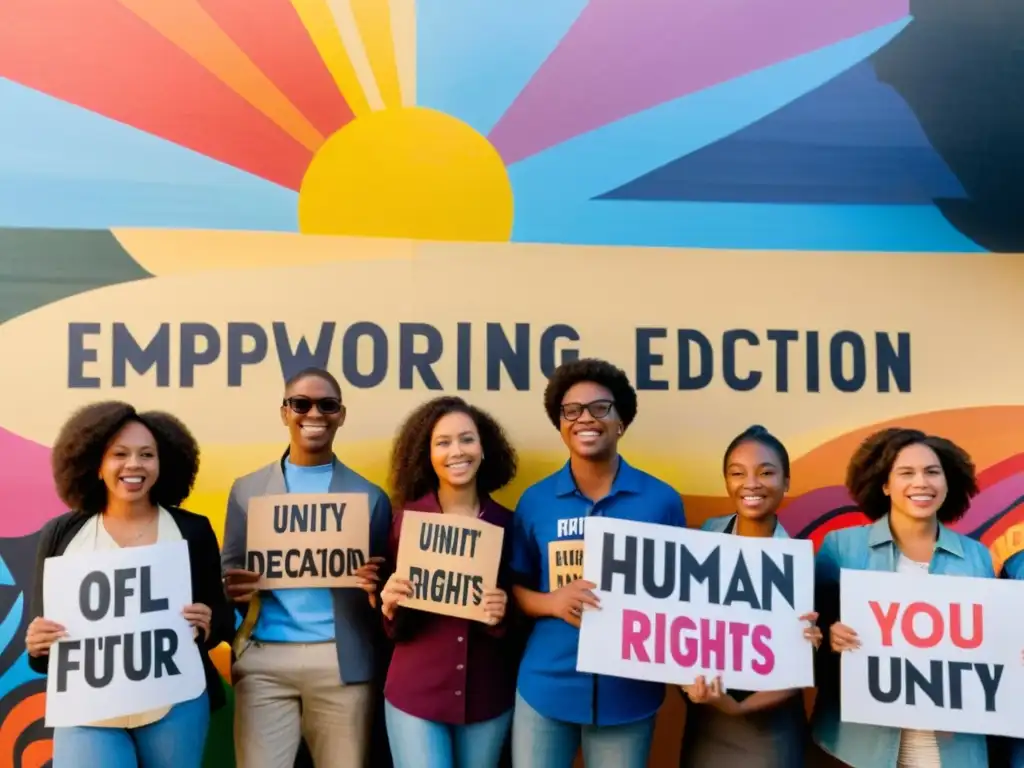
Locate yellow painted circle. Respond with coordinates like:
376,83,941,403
298,108,514,241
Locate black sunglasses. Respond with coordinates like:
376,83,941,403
560,400,615,421
283,396,343,415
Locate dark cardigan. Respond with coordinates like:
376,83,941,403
27,506,233,712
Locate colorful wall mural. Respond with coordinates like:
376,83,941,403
1,1,1022,767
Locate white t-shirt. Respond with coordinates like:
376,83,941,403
895,554,942,768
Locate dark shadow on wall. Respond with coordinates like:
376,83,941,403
872,0,1024,252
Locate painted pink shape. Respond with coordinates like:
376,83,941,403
488,0,911,165
0,426,64,538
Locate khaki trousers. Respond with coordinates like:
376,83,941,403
233,641,373,768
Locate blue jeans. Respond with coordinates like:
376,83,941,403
385,699,512,768
511,690,655,768
52,691,210,768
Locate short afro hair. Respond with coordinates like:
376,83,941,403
388,396,517,510
284,367,342,399
543,358,638,429
51,401,201,515
845,427,978,524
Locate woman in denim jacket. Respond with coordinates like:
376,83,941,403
810,427,994,767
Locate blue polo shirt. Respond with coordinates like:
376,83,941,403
510,457,686,726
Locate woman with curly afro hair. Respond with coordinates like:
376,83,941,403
507,358,686,768
379,396,519,768
809,427,994,768
24,401,233,768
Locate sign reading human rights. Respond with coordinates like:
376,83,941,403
394,511,504,623
840,569,1024,738
577,518,815,691
43,541,206,727
246,493,370,589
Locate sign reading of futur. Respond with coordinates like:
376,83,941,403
394,511,504,623
246,493,370,589
43,541,206,727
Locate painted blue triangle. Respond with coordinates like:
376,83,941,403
602,61,966,205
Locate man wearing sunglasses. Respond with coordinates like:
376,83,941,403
221,367,392,768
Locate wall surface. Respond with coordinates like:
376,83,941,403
1,1,1023,766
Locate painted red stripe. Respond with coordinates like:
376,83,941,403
199,0,354,137
0,0,312,189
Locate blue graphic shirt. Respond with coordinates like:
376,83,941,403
253,459,336,643
510,457,687,726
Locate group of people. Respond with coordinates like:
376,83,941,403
21,356,1024,768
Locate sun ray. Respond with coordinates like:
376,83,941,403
325,0,386,111
0,77,298,232
349,0,402,108
116,0,323,151
290,0,373,115
388,0,417,106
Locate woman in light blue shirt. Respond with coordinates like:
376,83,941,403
681,425,821,768
811,427,994,767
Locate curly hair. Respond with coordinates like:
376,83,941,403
543,357,638,429
51,401,201,515
388,396,517,511
845,427,978,523
723,424,791,479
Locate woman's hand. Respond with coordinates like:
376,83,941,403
681,675,741,715
223,568,261,603
482,588,508,626
380,574,413,621
830,621,861,652
546,579,601,629
801,611,823,650
25,617,66,657
183,603,212,641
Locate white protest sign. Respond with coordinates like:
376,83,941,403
577,517,815,691
44,540,206,727
840,568,1024,738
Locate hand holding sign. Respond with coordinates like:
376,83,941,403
182,603,212,641
223,568,261,603
481,588,508,626
548,579,600,629
25,617,68,656
682,675,740,715
830,620,862,652
381,574,414,621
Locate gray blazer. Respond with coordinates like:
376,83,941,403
221,451,392,684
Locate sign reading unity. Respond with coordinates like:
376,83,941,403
840,569,1024,738
43,541,206,727
577,518,815,691
246,493,370,589
394,511,504,622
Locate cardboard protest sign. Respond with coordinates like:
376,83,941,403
840,569,1024,738
394,511,504,622
43,540,206,727
577,517,815,691
246,493,370,589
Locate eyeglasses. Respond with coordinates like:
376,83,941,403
283,396,343,415
560,400,615,421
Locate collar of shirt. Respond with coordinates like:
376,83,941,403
865,515,965,559
552,455,643,500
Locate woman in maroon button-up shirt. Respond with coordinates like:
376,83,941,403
380,396,520,768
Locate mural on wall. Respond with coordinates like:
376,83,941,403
1,1,1023,766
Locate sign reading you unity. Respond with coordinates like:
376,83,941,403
43,541,206,727
841,569,1024,738
577,517,815,691
394,511,504,623
246,493,370,589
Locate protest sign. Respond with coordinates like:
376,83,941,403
548,540,584,591
43,540,206,727
840,568,1024,738
577,517,815,691
394,511,504,622
246,493,370,589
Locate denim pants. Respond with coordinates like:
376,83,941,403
511,690,655,768
385,699,512,768
52,691,210,768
